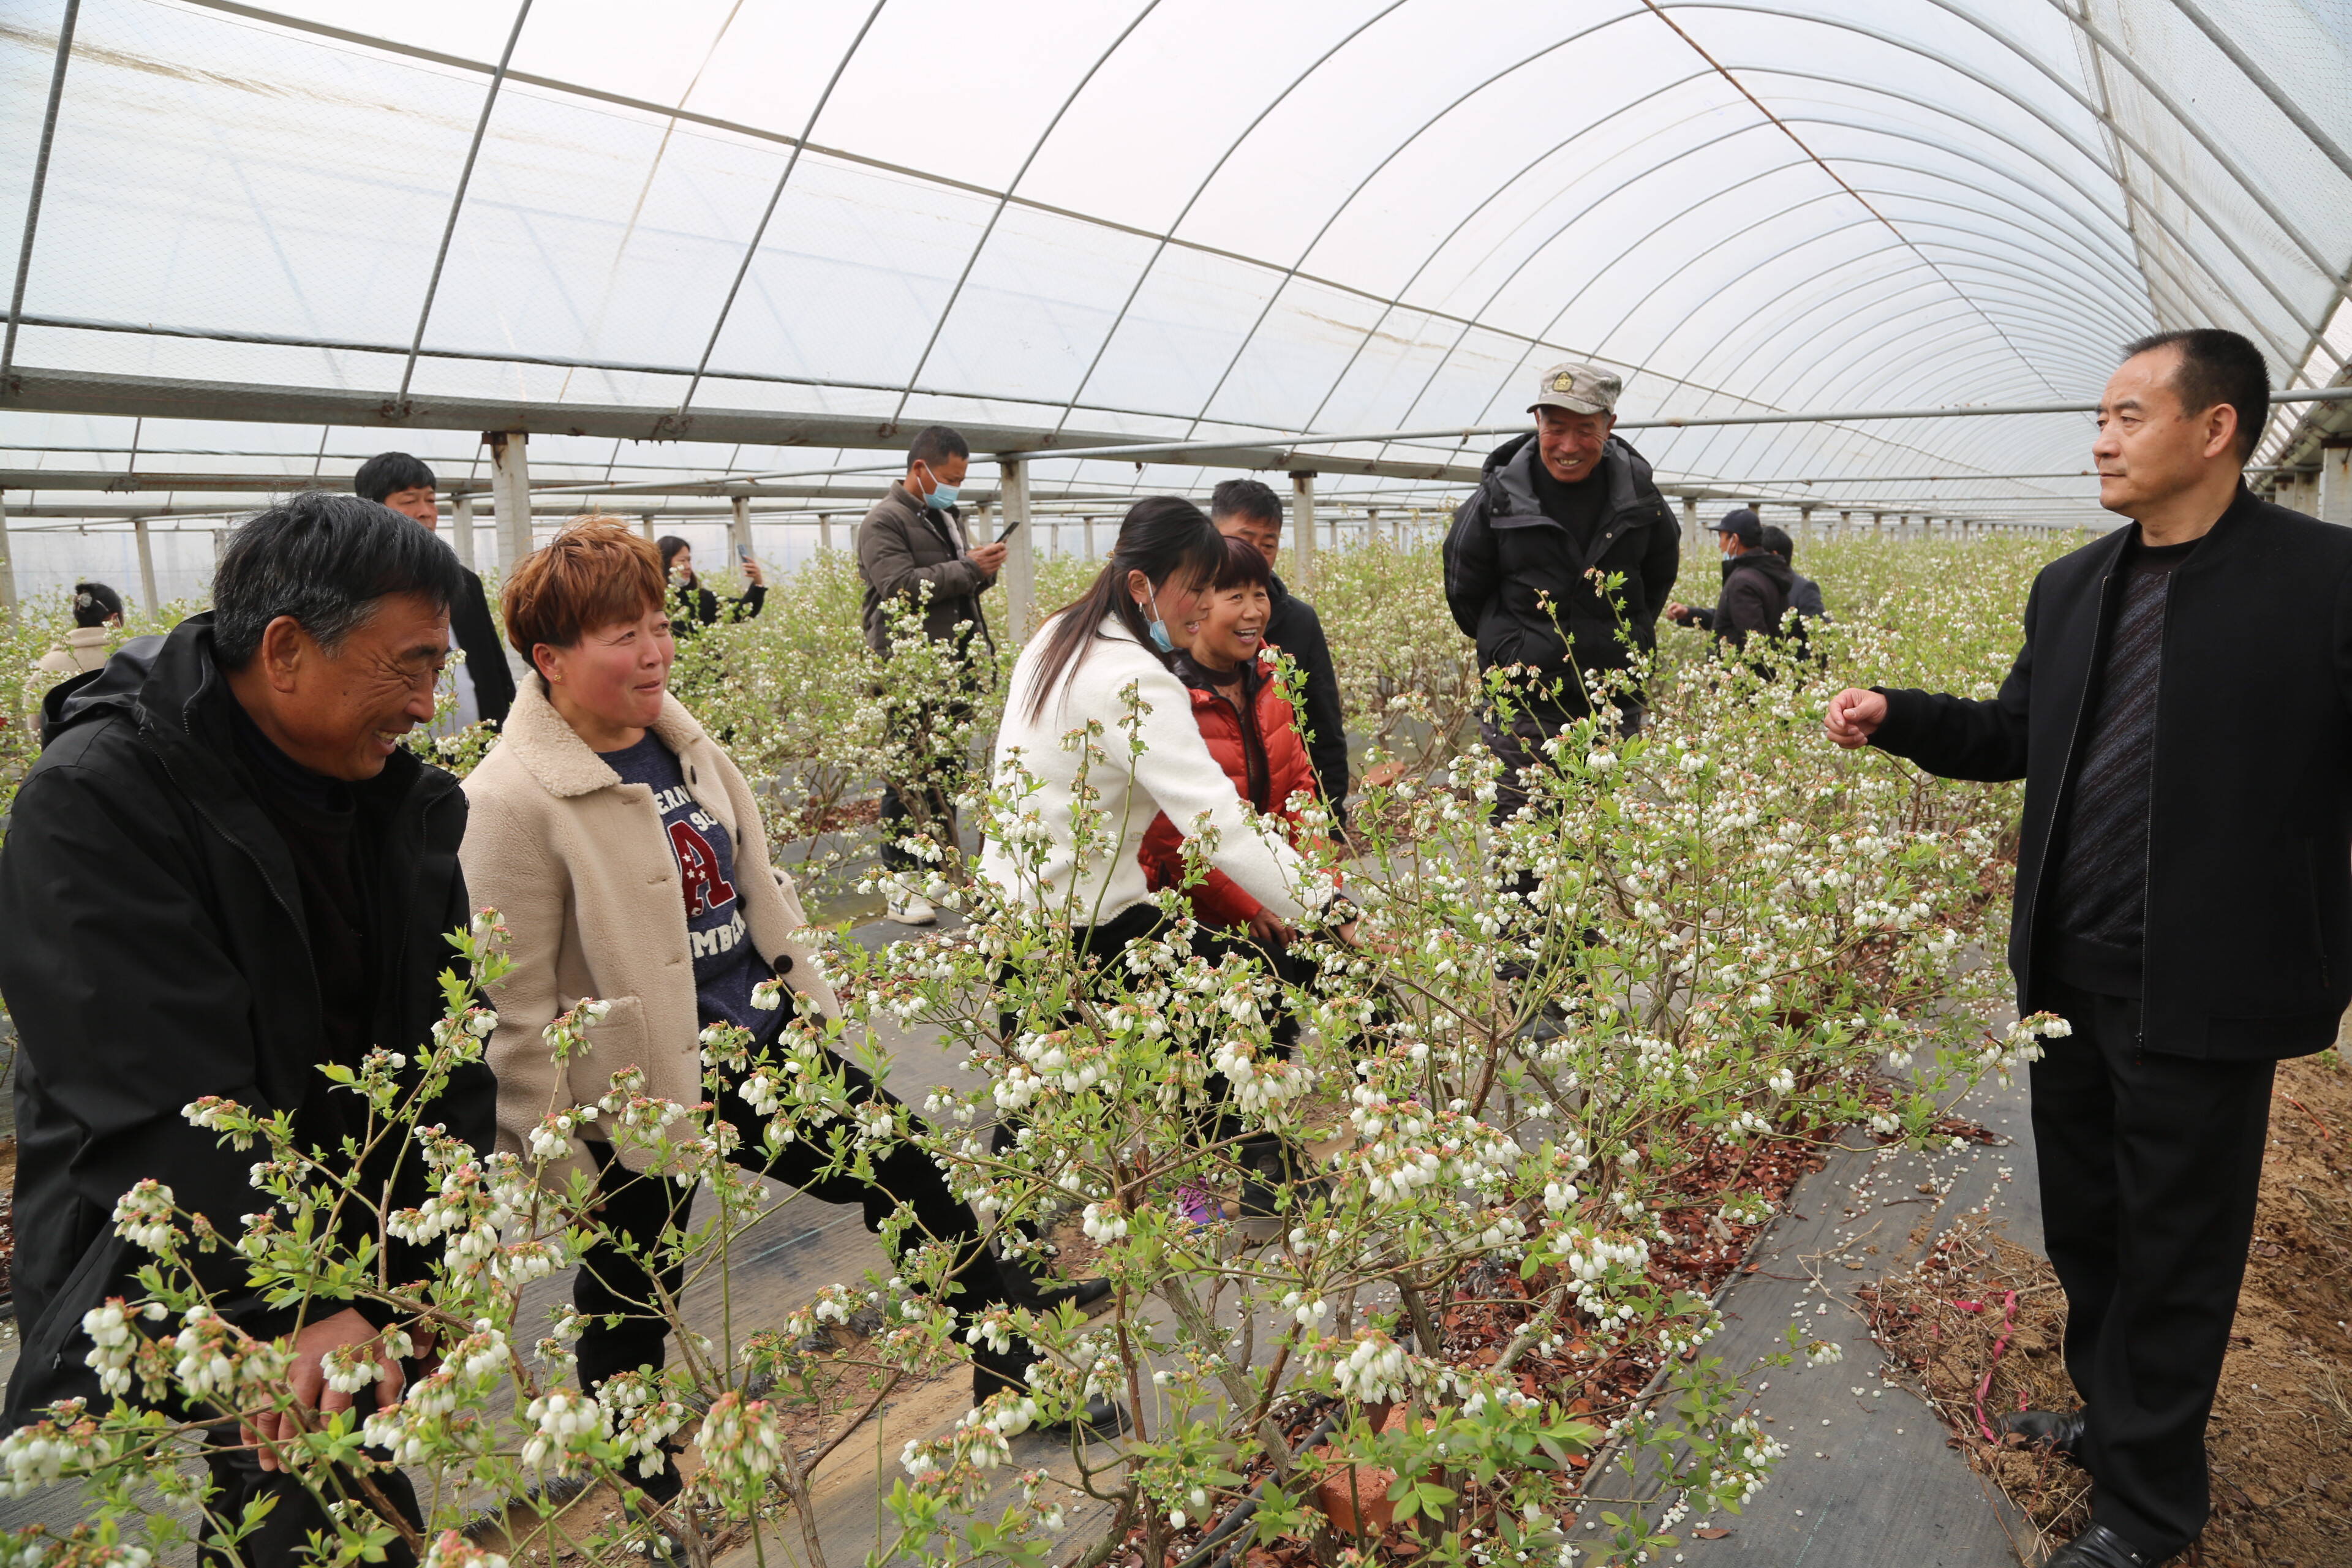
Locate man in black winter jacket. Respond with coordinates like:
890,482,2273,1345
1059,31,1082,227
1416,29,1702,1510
357,451,516,728
1212,478,1350,831
0,493,497,1566
1444,361,1678,823
1826,330,2337,1568
1667,507,1795,649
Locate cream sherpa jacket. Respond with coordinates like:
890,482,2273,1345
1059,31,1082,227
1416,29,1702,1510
459,676,839,1189
980,612,1316,925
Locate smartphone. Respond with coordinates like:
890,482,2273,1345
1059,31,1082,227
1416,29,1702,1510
992,518,1023,545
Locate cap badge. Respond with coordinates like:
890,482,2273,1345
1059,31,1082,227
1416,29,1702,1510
1550,371,1577,393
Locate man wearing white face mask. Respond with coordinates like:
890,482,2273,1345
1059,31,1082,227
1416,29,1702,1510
856,425,1007,924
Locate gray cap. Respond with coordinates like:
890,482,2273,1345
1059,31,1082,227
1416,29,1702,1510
1528,360,1621,417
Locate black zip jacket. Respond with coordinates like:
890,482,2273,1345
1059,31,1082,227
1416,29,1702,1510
1265,574,1349,828
451,565,516,726
1682,551,1796,647
0,616,497,1422
1443,433,1679,713
1868,488,2352,1060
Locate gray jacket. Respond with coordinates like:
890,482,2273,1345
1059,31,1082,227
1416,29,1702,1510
856,483,996,655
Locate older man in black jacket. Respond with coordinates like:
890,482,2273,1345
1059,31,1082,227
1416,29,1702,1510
0,493,497,1567
1445,360,1679,827
1826,330,2342,1568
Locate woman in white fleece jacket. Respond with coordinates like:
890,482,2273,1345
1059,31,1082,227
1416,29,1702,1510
981,496,1339,950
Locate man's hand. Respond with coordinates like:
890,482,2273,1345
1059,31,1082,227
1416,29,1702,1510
246,1307,402,1472
968,542,1009,574
742,557,766,587
1664,601,1692,625
1246,908,1294,948
1824,688,1888,749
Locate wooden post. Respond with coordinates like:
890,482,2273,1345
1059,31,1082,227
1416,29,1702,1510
1289,471,1316,593
488,431,530,568
135,516,159,610
452,494,477,567
999,458,1035,638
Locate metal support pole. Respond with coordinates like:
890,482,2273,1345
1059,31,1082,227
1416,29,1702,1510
998,458,1035,639
1681,495,1699,553
134,516,158,611
1289,472,1316,593
1084,515,1096,558
638,511,654,541
489,431,530,567
1,0,80,387
729,494,753,569
820,513,834,552
2321,442,2352,527
451,494,477,568
0,491,14,612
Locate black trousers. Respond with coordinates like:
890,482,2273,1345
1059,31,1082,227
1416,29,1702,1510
878,696,972,876
574,1051,1027,1408
198,1396,420,1568
2030,977,2277,1556
1480,695,1643,832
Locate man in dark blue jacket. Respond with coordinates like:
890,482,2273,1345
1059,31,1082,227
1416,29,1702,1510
0,493,497,1567
1826,330,2341,1568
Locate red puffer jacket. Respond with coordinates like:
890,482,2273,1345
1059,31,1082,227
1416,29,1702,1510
1139,649,1322,929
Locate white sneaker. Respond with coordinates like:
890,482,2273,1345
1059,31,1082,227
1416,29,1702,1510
886,893,937,926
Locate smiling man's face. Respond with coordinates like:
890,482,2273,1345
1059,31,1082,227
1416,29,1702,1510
242,591,450,779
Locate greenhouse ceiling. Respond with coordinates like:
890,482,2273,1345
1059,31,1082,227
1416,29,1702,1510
3,0,2350,541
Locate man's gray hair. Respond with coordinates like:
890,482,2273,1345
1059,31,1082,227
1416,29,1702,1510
213,492,463,668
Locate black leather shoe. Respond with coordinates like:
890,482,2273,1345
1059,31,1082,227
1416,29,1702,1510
1996,1407,2087,1460
2042,1523,2163,1567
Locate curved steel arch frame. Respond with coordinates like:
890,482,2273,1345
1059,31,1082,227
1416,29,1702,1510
1298,80,2150,450
1442,21,2331,440
1295,66,1724,434
1660,3,2342,364
1176,5,1689,437
1043,1,1417,437
887,0,1164,423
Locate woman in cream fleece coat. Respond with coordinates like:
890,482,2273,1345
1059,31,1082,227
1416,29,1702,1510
461,521,1099,1482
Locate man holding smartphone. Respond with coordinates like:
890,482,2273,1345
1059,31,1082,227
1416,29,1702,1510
855,426,1005,925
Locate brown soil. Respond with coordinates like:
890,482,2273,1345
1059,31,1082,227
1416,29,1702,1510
1866,1052,2352,1566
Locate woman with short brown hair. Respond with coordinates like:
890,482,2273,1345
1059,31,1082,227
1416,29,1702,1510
462,520,1110,1517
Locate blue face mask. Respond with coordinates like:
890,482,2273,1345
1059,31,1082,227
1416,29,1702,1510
1142,579,1176,652
916,462,959,511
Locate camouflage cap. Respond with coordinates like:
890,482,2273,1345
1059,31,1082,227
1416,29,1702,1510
1528,360,1621,418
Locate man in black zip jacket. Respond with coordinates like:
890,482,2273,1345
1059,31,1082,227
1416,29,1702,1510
1825,330,2342,1568
356,451,517,729
1444,360,1679,825
1666,507,1796,650
0,493,497,1566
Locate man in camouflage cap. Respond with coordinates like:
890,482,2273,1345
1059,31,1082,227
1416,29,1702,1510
1444,357,1679,772
1442,361,1681,1012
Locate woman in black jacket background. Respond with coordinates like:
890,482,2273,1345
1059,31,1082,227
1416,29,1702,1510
657,535,766,634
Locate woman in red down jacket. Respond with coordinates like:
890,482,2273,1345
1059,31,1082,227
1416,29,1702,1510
1137,534,1328,944
1140,533,1340,1224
